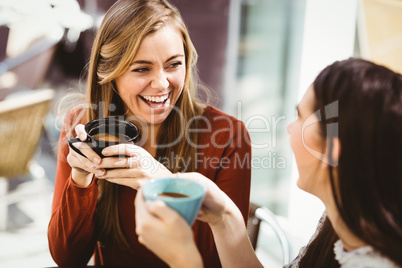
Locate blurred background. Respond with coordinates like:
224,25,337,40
0,0,401,267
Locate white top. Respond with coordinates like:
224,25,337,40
334,240,400,268
285,213,400,268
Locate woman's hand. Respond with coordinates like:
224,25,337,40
135,190,203,268
174,172,235,226
173,173,262,268
94,144,172,189
67,124,103,187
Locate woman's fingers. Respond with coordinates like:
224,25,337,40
172,172,229,224
67,148,105,176
72,144,173,189
135,190,159,236
95,144,172,180
135,190,186,236
97,166,150,189
98,165,147,178
101,143,141,157
146,199,182,225
70,140,101,164
134,190,145,213
96,156,141,169
134,186,203,268
69,123,101,165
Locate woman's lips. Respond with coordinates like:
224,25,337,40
139,92,170,108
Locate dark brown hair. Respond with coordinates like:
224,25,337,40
300,58,402,266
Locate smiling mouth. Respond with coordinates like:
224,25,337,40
139,92,170,108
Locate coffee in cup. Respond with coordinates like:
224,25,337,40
68,116,141,158
157,192,189,198
92,133,128,142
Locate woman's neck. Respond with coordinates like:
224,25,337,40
326,204,367,252
141,124,160,157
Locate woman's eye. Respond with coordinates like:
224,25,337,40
132,67,149,73
169,61,182,68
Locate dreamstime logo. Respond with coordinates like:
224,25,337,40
301,101,339,167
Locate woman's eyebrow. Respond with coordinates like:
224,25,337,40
131,60,152,65
130,54,184,66
165,54,184,63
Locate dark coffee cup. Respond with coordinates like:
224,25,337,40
68,117,141,158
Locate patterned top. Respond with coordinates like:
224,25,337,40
284,212,400,268
334,240,400,268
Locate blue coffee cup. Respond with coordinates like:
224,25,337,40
142,178,206,226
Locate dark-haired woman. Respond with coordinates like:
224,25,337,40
48,0,251,267
136,58,402,267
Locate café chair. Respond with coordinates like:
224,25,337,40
247,202,292,265
0,89,54,231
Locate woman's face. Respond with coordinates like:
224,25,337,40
287,86,330,198
115,24,186,126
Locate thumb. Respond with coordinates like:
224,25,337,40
75,124,87,141
175,172,210,186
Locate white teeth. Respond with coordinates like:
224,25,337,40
141,94,169,103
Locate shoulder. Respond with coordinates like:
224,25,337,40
201,105,247,131
60,105,88,139
285,212,327,268
202,105,239,122
198,105,250,149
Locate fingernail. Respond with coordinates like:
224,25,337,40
94,157,101,164
102,148,109,155
96,170,105,177
80,134,86,140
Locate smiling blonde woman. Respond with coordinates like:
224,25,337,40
48,1,251,267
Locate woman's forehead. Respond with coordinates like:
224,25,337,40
299,85,316,114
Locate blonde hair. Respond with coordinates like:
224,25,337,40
83,0,205,249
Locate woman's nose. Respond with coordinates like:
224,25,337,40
151,71,169,90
